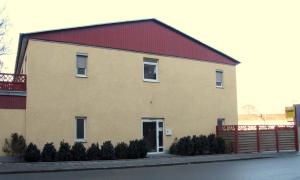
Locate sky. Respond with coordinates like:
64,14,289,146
0,0,299,114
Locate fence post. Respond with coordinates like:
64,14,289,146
256,125,260,153
234,125,238,154
294,125,299,152
275,126,279,153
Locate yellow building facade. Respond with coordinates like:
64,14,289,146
0,19,239,156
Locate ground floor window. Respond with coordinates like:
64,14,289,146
75,117,86,142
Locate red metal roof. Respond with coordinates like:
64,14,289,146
17,19,238,69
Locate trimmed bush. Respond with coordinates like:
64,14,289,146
114,142,128,159
176,136,194,156
71,142,86,161
101,141,115,160
207,134,218,154
138,139,147,158
216,137,225,154
127,139,147,159
86,143,101,160
191,136,199,155
56,141,72,161
24,143,40,162
127,140,139,159
169,134,225,156
169,138,178,154
41,143,57,162
192,135,208,155
169,142,177,154
2,133,26,157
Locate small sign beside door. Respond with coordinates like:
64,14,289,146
165,128,172,136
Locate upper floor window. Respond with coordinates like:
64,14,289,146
76,54,87,77
75,116,86,142
216,70,223,88
144,58,158,82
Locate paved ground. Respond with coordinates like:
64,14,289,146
0,152,285,174
1,154,300,180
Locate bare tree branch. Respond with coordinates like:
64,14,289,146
0,4,9,73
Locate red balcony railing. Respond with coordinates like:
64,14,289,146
0,73,26,91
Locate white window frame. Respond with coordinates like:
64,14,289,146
76,53,88,78
143,59,159,82
75,117,87,142
216,69,223,88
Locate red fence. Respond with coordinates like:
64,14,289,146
216,125,299,153
0,73,26,91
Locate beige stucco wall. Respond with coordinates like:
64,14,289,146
0,109,25,156
23,39,238,151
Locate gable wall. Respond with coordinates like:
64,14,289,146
23,39,237,150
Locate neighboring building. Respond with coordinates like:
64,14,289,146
0,19,239,156
292,104,300,125
238,114,294,125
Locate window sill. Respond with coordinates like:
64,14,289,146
76,75,88,78
216,86,224,89
144,79,160,83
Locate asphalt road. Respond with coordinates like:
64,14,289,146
1,155,300,180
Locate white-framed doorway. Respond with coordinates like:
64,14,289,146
142,118,164,154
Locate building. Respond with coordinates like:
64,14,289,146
0,19,239,156
238,114,294,125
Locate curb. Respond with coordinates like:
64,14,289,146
0,155,274,175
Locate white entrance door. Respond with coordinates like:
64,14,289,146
142,119,164,153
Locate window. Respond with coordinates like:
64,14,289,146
75,117,86,142
76,54,87,77
217,118,225,126
216,70,223,88
144,58,158,82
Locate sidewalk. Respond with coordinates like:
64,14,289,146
0,152,297,174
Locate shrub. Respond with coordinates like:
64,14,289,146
24,143,40,162
127,139,148,159
176,136,194,156
169,142,177,154
215,137,225,154
138,139,147,158
191,136,199,155
71,142,86,161
86,143,101,160
115,142,128,159
56,141,72,161
2,133,26,156
192,135,208,155
41,143,57,162
127,140,139,159
101,141,115,160
169,134,225,156
207,134,218,154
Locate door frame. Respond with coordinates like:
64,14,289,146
142,118,164,154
